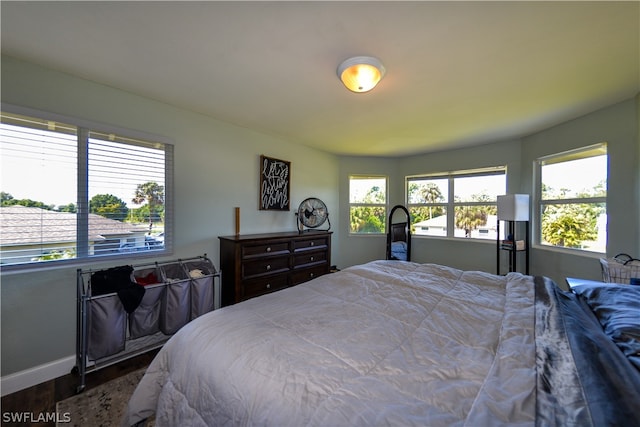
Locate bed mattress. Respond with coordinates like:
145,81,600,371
125,261,538,426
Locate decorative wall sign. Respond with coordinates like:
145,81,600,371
259,155,290,211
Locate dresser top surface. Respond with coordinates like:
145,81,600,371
219,230,332,242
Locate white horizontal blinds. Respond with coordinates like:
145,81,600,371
162,143,174,253
0,112,79,265
539,143,607,167
1,108,173,268
88,131,167,257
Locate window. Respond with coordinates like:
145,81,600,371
407,167,506,239
536,143,606,253
349,176,387,234
0,109,173,269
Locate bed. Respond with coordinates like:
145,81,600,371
123,260,640,426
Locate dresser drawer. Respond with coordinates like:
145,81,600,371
243,274,289,300
219,231,331,306
242,242,289,259
291,265,328,286
242,256,289,279
293,250,327,268
293,237,328,252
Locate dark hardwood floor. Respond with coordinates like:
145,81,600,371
1,349,159,427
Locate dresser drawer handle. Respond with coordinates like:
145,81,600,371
266,264,271,271
310,256,314,261
266,247,272,252
310,242,315,246
309,273,315,278
266,284,271,289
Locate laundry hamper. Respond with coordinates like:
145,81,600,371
75,255,217,393
129,266,165,339
159,262,191,334
85,267,133,361
87,292,126,360
182,257,218,319
600,253,640,284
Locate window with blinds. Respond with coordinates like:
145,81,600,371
0,109,173,269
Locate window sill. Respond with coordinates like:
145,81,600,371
531,243,604,259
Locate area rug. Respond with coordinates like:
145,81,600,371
56,368,154,427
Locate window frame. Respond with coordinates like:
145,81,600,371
348,175,388,235
0,103,174,272
406,166,506,240
534,143,607,254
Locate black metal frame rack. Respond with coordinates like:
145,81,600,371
74,254,220,393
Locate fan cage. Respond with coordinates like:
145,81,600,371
297,198,330,231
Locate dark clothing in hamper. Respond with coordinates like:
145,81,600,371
90,265,145,313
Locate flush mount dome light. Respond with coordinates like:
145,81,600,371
337,56,386,93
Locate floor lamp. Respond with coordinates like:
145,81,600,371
497,194,530,274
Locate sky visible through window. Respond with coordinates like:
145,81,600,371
542,155,607,197
350,177,386,203
1,123,163,208
1,124,77,206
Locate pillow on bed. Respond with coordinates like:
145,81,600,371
572,284,640,371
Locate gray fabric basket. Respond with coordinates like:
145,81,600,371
159,263,191,334
183,259,217,319
87,294,126,360
129,267,164,338
190,276,214,320
129,280,165,339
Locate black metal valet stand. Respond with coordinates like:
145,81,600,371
496,194,530,275
496,220,530,275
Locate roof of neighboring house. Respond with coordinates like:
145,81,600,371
414,215,447,228
413,214,499,229
0,205,148,246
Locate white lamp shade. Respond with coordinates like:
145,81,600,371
497,194,530,221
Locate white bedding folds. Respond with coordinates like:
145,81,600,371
124,261,536,426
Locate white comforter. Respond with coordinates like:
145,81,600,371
124,261,536,426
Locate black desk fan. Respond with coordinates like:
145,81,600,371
296,197,331,232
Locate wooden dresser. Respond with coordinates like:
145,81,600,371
219,231,332,306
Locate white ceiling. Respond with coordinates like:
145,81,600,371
1,1,638,157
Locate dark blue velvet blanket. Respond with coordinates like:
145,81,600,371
535,276,640,426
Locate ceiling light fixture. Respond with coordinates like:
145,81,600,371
337,56,386,93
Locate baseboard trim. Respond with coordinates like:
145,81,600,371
1,355,76,397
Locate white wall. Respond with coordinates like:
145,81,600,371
637,95,640,249
521,97,640,285
338,98,639,286
338,140,522,271
0,56,340,384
